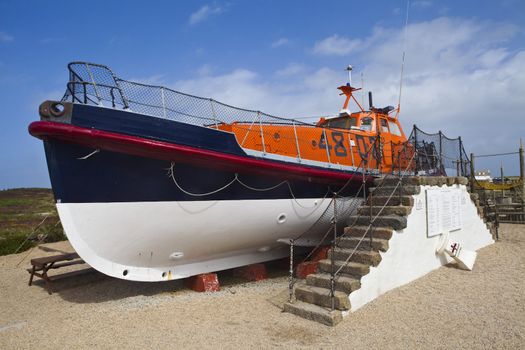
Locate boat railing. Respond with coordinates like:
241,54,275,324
62,62,389,173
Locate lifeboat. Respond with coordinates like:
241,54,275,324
28,62,412,282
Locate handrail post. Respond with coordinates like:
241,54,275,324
292,121,301,161
257,112,266,155
240,113,258,147
519,139,524,204
413,125,419,174
369,187,373,248
83,82,87,104
161,87,167,119
84,63,102,105
323,129,331,166
459,136,464,176
210,99,219,130
348,133,355,167
330,193,337,311
376,132,382,174
391,142,395,175
438,131,443,175
289,239,294,302
470,153,475,193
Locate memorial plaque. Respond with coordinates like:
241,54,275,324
426,188,462,237
441,189,452,231
426,189,441,237
450,189,462,230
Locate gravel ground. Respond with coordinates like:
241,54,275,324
0,224,523,349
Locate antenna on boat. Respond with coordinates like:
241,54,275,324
361,72,365,107
338,65,365,112
346,65,353,86
395,0,410,119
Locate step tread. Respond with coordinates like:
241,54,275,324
318,259,368,268
306,272,361,295
338,236,389,252
328,247,382,266
339,236,389,243
283,300,343,326
306,272,361,289
295,284,348,298
295,284,350,310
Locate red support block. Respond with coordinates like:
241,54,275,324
296,261,318,279
310,246,330,262
233,263,268,281
184,273,220,292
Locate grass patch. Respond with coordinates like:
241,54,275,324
0,188,66,256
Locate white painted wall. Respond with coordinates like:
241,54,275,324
349,184,494,311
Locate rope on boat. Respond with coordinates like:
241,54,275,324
167,163,239,197
236,177,288,192
167,162,336,209
77,149,100,160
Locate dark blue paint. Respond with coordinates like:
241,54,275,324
44,140,359,203
72,104,246,156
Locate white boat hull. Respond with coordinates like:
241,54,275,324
57,197,359,281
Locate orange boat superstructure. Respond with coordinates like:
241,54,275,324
218,83,411,174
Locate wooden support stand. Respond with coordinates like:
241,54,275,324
185,273,220,292
296,261,318,279
233,263,267,281
27,252,94,294
310,246,330,262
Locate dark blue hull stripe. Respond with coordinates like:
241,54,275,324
45,140,360,203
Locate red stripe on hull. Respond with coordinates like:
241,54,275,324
29,121,371,185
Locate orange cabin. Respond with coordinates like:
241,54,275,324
217,84,413,174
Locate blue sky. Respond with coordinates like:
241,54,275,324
1,0,524,188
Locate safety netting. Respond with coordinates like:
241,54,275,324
408,125,470,177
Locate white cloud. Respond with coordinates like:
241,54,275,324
353,17,523,173
0,31,14,43
188,5,223,25
312,35,362,56
271,38,289,48
275,63,307,77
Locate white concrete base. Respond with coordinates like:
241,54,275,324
349,184,494,311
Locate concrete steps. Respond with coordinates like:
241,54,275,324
369,185,421,196
283,175,483,326
348,215,408,230
337,236,389,252
318,259,370,278
327,248,382,266
306,273,361,294
357,205,412,216
368,195,414,206
294,284,350,310
284,175,419,326
343,225,393,240
283,301,342,326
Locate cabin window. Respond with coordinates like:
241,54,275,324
325,117,357,129
380,119,389,133
360,117,375,132
388,121,402,136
